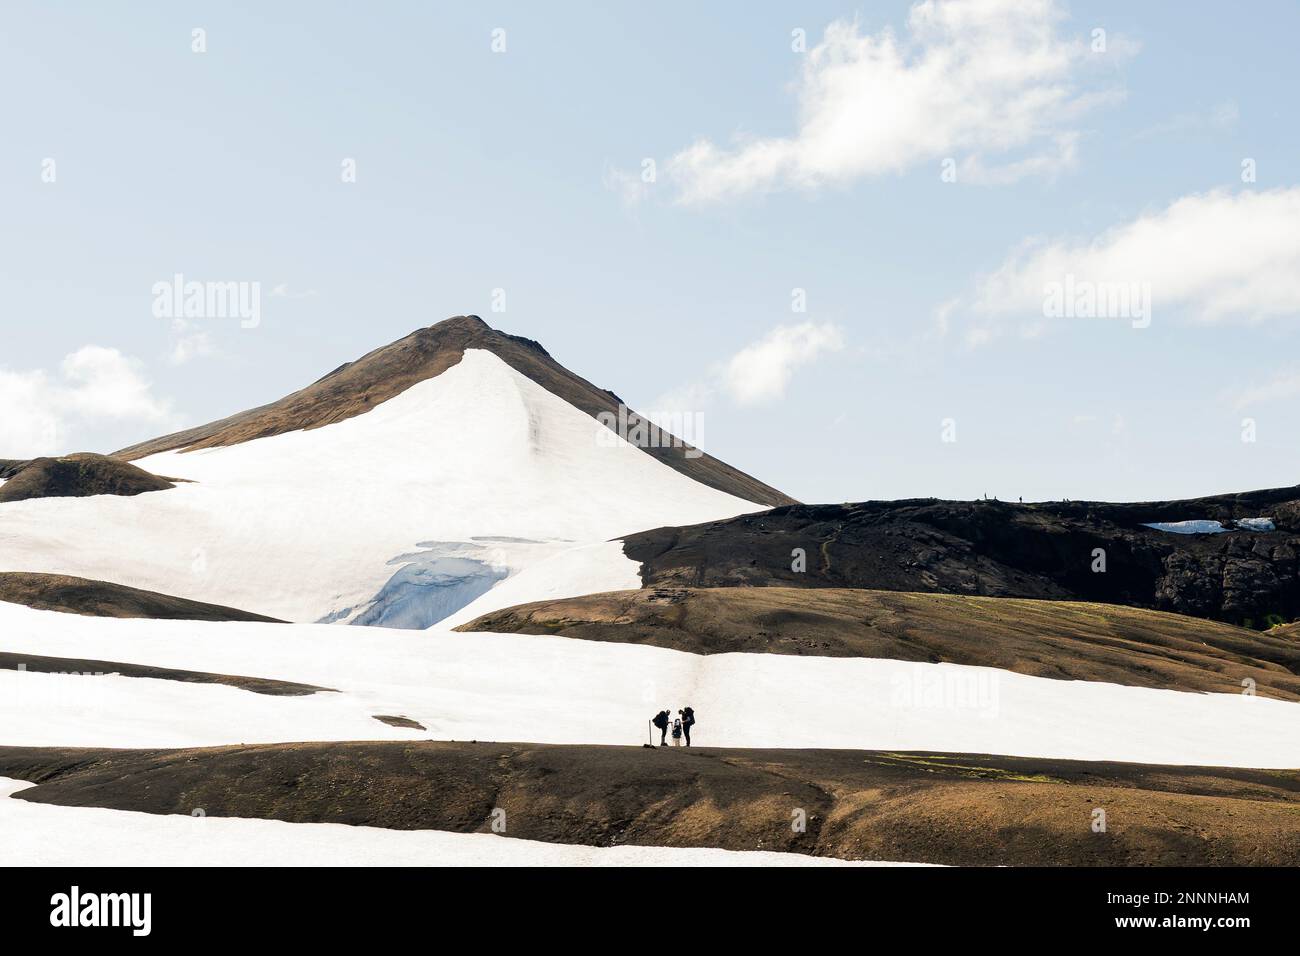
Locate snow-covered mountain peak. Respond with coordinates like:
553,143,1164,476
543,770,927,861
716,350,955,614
1,335,777,626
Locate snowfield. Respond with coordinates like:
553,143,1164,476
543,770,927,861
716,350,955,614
2,602,1298,767
0,779,921,867
436,539,639,629
0,668,424,748
0,349,759,624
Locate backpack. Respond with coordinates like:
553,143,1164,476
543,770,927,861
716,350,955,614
683,707,695,727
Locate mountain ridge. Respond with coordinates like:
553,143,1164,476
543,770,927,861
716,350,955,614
114,315,795,508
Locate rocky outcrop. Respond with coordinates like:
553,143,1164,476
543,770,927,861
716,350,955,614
0,454,174,503
623,492,1300,628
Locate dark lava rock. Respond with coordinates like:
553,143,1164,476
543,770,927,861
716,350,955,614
625,489,1300,629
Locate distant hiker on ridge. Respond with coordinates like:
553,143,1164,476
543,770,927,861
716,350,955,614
679,706,695,747
651,709,670,746
670,717,683,746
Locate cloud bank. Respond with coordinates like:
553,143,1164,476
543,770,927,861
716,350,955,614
668,0,1125,203
0,346,175,456
972,187,1300,332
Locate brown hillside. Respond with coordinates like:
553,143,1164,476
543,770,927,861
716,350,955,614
459,586,1300,700
0,453,173,503
0,572,284,623
4,741,1298,866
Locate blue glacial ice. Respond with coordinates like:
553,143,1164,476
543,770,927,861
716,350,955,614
345,541,512,629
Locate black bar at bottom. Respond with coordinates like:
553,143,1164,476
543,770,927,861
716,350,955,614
2,865,1280,940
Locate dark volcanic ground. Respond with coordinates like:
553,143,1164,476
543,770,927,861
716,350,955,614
0,572,284,623
0,651,329,697
0,453,174,503
3,741,1298,866
623,490,1300,628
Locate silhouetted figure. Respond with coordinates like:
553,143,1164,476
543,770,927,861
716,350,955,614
671,718,683,746
679,706,695,746
651,709,670,746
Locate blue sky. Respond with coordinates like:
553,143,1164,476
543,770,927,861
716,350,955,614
3,1,1299,504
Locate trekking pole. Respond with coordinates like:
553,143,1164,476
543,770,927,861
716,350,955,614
647,719,652,746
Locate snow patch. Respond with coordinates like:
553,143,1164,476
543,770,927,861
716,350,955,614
1143,520,1227,534
1238,517,1276,531
437,539,642,629
0,667,423,748
1143,517,1276,534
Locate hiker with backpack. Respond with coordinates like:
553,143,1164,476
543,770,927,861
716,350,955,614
679,706,695,746
670,717,683,746
651,709,670,746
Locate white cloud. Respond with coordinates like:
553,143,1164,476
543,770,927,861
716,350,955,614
602,164,653,211
667,0,1126,203
57,347,172,420
648,322,845,422
166,318,215,366
0,346,174,457
930,298,958,340
0,369,61,458
972,187,1300,326
721,322,845,405
1225,369,1300,411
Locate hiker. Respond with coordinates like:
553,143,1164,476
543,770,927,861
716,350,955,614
679,706,695,747
671,717,683,746
651,709,670,746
